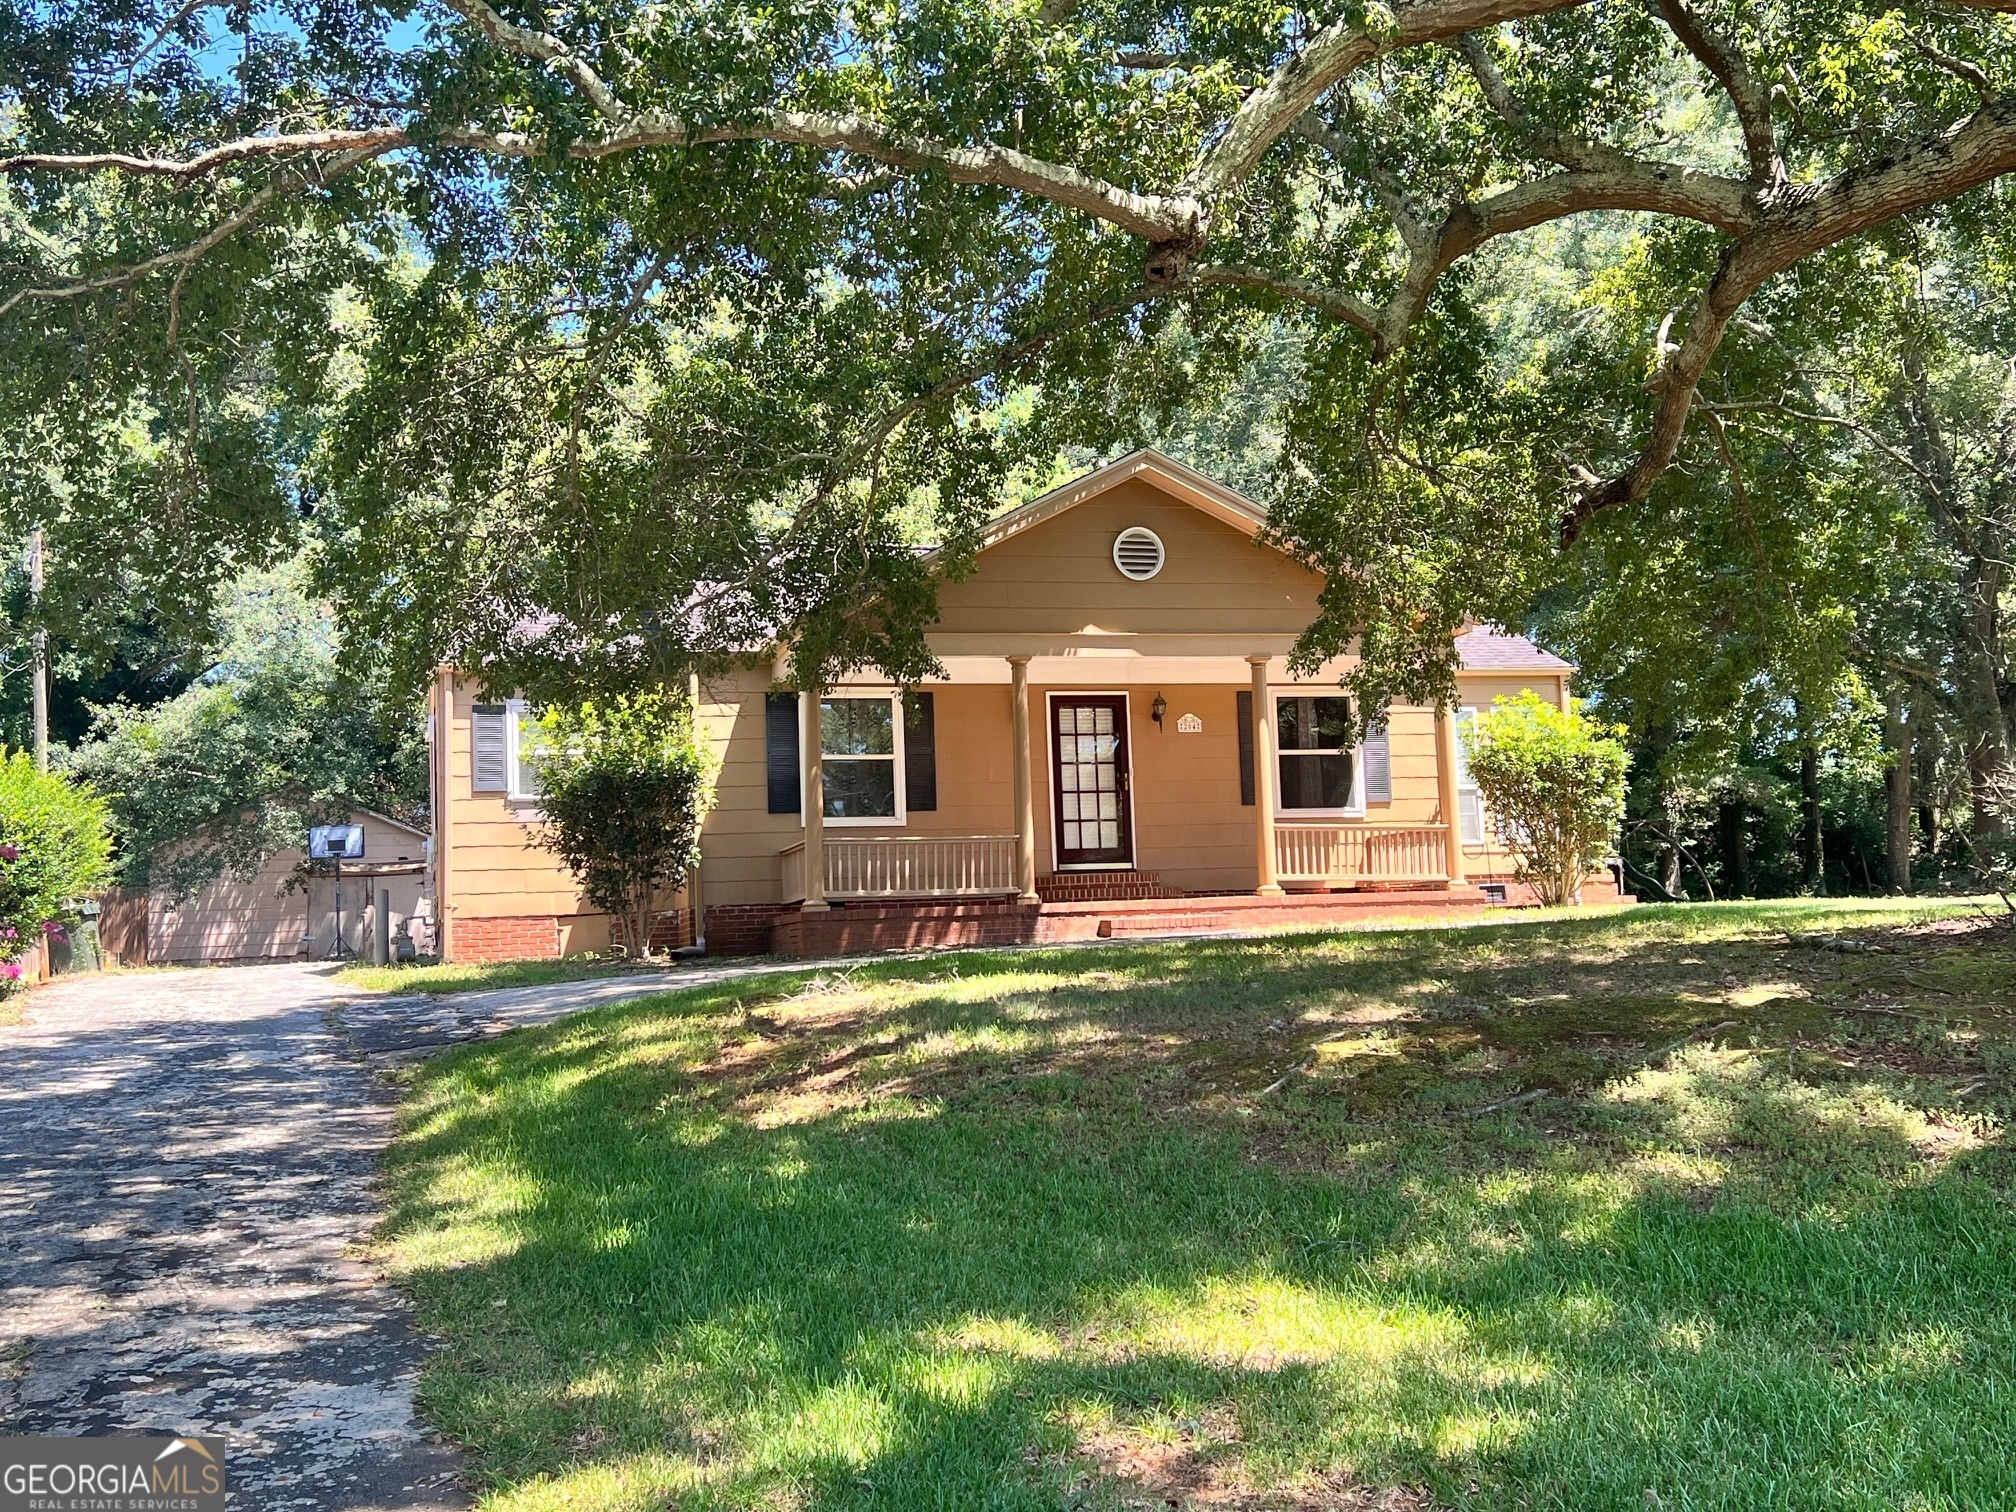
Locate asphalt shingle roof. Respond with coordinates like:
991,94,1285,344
1455,626,1573,672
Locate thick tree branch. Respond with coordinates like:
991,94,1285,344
574,110,1203,243
1371,166,1758,343
1,117,1201,247
1185,0,1593,199
1564,90,2016,542
1652,0,1785,185
1,128,409,178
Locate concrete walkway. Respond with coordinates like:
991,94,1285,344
0,954,864,1508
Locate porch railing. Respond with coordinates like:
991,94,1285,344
1275,822,1450,886
781,835,1019,903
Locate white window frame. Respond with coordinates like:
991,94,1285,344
504,698,542,803
1272,691,1366,817
1454,705,1485,845
807,691,907,828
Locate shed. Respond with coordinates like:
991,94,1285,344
143,811,430,964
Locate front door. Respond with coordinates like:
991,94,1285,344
1051,696,1133,867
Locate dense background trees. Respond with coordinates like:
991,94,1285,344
64,564,427,896
2,0,2014,894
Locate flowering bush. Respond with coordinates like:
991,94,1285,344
0,751,112,990
1460,692,1630,907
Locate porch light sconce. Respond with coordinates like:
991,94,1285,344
1151,692,1168,730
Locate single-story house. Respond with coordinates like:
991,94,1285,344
425,450,1625,960
111,810,430,964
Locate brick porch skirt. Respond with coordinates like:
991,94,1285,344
767,886,1502,957
449,875,1635,963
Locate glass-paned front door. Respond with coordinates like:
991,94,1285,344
1051,696,1132,866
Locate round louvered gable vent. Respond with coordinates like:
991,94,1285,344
1112,526,1166,581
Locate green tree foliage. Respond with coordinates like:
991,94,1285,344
529,692,716,957
66,565,426,897
1461,692,1629,907
10,0,2016,705
0,750,111,980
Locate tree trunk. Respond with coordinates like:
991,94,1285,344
1901,340,2014,842
1658,830,1684,900
1718,799,1747,898
1917,732,1942,855
1800,740,1824,894
634,878,656,960
1885,690,1914,893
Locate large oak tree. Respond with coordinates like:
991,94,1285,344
5,0,2016,710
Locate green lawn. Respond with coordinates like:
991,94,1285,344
338,955,660,995
381,899,2016,1511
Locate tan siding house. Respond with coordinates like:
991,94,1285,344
428,451,1621,960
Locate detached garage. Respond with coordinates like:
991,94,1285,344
134,811,431,964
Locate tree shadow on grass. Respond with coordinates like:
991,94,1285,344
380,928,2016,1512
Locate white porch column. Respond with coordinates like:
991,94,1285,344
1435,707,1468,884
800,691,829,911
1248,655,1284,895
1009,656,1040,902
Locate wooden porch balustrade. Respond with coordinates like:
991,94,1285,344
781,835,1020,903
778,825,1450,903
1274,822,1451,886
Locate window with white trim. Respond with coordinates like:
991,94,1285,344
819,695,904,823
1274,695,1362,813
471,700,542,801
1454,705,1484,844
504,699,543,800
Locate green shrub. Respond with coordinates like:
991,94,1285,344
530,692,717,957
1460,691,1629,906
0,751,113,984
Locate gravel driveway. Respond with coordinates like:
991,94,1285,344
0,952,868,1509
0,963,467,1509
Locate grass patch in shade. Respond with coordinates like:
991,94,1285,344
380,899,2016,1510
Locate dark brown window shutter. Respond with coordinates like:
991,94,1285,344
904,691,937,811
1237,689,1255,806
766,693,800,814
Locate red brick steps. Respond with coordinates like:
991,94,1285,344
1034,871,1181,902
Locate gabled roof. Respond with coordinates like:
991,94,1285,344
360,808,430,839
1456,626,1573,673
941,448,1270,564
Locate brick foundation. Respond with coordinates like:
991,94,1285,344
452,914,563,962
700,902,794,955
456,876,1634,964
768,886,1511,957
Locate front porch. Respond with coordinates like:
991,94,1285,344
767,813,1515,955
776,650,1487,911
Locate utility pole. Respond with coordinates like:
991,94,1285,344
29,527,46,772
